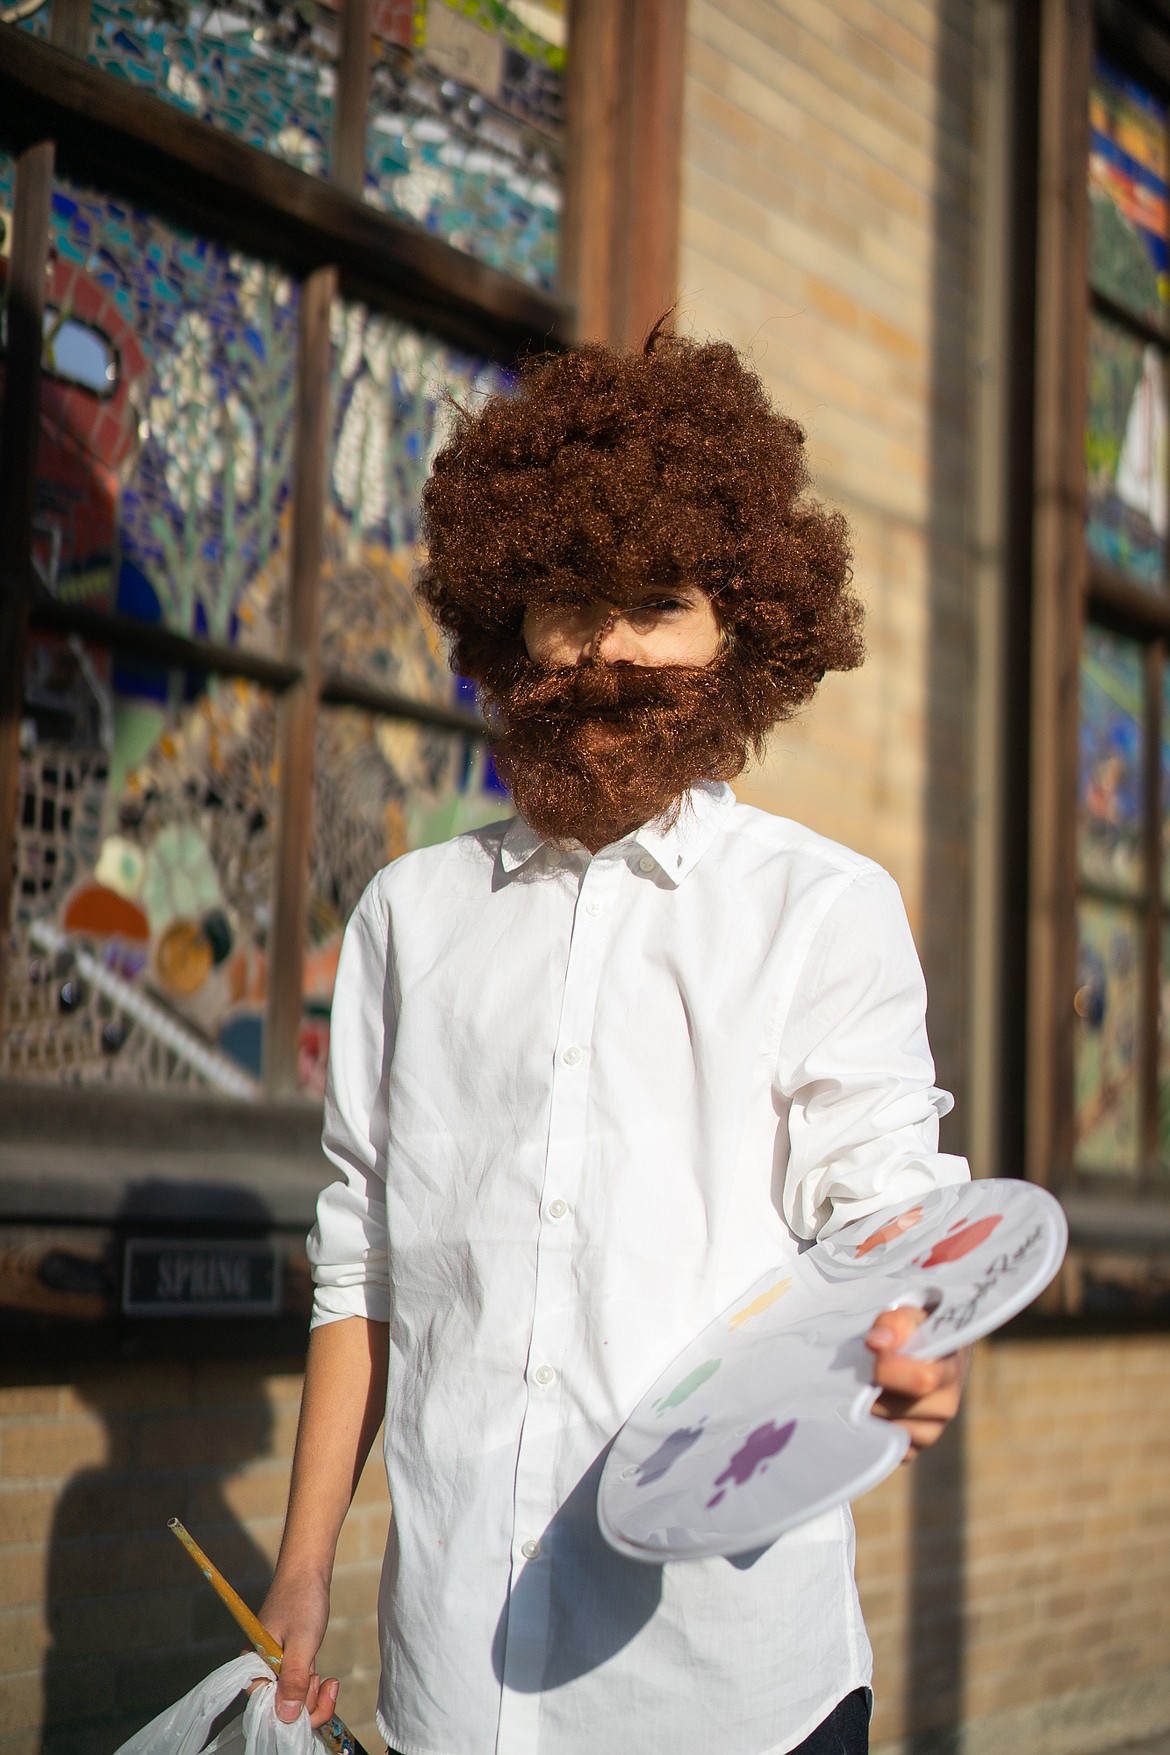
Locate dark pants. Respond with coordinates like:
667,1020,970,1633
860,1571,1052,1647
793,1687,871,1754
384,1686,871,1755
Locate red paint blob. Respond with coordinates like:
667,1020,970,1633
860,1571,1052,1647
917,1213,1002,1269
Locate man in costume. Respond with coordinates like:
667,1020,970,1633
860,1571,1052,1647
261,332,969,1755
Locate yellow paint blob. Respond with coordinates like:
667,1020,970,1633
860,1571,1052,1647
727,1276,792,1331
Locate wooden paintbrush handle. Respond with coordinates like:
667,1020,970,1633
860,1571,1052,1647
168,1519,373,1755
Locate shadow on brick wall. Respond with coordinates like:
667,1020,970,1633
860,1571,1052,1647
38,1355,293,1754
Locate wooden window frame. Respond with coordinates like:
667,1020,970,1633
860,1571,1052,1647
0,1,688,1143
1027,0,1170,1207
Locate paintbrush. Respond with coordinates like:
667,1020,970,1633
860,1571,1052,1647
168,1517,372,1755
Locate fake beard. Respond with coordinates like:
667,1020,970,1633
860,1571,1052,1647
488,653,759,850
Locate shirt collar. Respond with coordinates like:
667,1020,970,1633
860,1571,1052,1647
498,781,736,887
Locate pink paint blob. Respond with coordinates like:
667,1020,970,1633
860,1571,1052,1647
706,1419,796,1508
917,1214,1002,1269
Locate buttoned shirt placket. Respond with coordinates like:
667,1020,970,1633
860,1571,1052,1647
494,841,632,1755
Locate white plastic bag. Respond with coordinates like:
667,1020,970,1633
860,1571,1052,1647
113,1653,319,1755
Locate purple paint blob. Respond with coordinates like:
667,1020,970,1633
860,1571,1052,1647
634,1423,705,1487
706,1419,796,1508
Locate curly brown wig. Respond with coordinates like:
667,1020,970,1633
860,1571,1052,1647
416,328,863,846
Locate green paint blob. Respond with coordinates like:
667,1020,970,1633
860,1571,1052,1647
654,1357,721,1413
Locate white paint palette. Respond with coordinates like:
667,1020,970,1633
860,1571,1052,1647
598,1180,1067,1564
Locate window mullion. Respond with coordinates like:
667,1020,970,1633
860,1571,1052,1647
332,0,372,198
1141,641,1163,1183
0,137,55,1022
264,264,337,1099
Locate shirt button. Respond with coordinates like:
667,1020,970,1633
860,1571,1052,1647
637,853,655,873
521,1539,541,1560
534,1364,556,1386
547,1198,568,1220
546,850,560,868
585,898,602,917
562,1045,583,1066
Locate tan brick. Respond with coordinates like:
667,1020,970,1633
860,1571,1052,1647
1,1416,112,1481
0,1673,45,1738
0,1548,43,1609
0,1487,56,1545
0,1388,60,1419
0,1611,50,1673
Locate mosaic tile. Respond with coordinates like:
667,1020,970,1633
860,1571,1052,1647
4,636,278,1094
1086,312,1168,587
34,171,298,652
1074,896,1142,1174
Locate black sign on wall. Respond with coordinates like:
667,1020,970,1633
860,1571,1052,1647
123,1239,282,1317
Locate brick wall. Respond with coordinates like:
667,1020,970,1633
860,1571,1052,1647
0,1361,388,1755
678,0,979,1118
858,1333,1170,1753
4,1336,1169,1754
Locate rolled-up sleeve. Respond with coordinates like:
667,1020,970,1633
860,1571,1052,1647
307,876,396,1326
775,866,969,1241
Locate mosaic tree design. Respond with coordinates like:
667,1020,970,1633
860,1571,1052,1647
324,297,510,691
34,173,298,652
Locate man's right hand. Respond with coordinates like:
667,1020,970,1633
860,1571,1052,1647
258,1571,339,1728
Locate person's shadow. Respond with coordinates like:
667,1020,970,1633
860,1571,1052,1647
36,1182,304,1754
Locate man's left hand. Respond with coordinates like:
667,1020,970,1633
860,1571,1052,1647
865,1306,967,1459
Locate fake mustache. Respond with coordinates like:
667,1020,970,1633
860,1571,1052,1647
498,659,725,723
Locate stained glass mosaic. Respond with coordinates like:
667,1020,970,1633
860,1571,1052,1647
1078,623,1146,896
299,707,510,1094
1074,897,1141,1174
34,172,297,651
366,0,564,290
85,0,337,177
4,636,278,1094
1089,61,1169,324
1086,313,1168,586
323,298,510,693
3,0,52,40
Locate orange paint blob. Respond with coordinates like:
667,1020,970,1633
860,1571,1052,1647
854,1206,925,1257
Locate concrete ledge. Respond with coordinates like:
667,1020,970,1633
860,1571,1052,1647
874,1669,1170,1755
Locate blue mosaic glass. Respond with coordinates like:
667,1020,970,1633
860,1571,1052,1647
85,0,336,176
366,0,564,291
34,170,298,651
1089,59,1169,324
1078,623,1146,896
3,0,52,40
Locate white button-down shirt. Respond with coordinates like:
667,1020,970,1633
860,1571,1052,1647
309,782,968,1755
